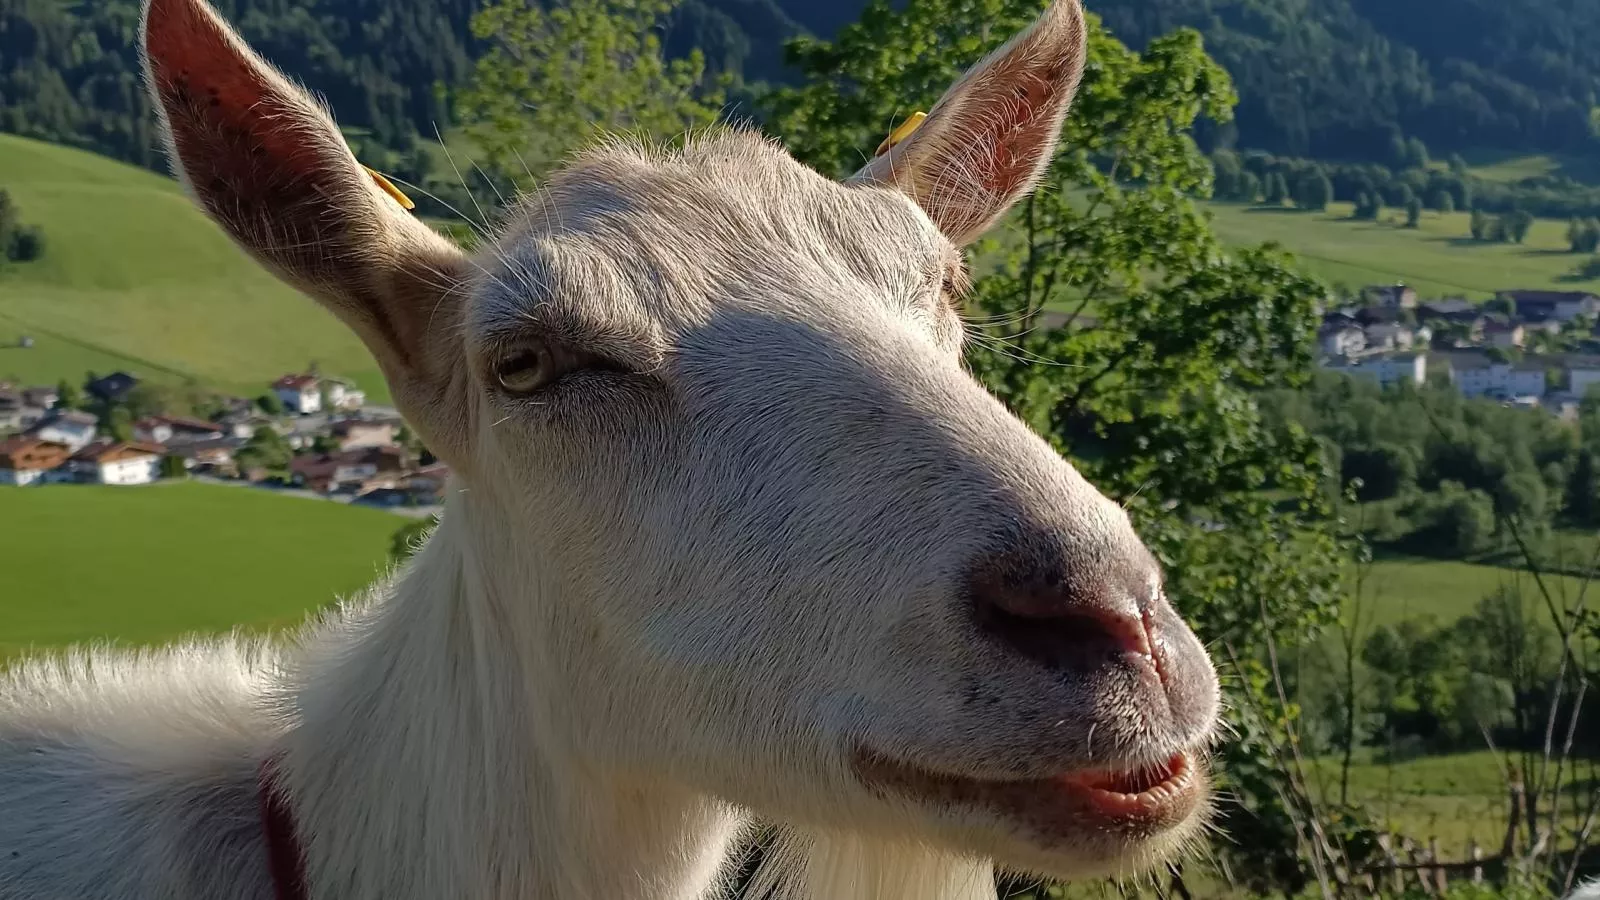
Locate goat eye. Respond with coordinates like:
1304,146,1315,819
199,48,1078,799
495,347,554,394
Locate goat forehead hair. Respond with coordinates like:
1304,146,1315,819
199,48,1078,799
478,128,948,331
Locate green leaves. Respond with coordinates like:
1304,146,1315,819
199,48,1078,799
457,0,727,187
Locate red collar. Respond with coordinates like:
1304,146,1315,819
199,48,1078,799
257,756,310,900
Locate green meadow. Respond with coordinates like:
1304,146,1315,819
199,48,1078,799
0,133,391,401
0,482,399,660
1205,201,1594,300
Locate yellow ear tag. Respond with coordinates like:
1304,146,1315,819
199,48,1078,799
875,111,927,157
361,164,415,211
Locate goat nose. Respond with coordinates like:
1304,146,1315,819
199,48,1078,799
966,548,1159,675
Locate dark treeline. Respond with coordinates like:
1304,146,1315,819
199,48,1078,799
1094,0,1600,162
1214,146,1600,231
0,0,808,173
13,0,1600,184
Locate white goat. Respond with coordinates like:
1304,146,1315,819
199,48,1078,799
0,0,1222,897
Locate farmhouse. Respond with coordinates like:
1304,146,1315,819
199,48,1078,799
1498,290,1600,324
25,410,99,451
1325,353,1427,387
133,415,225,446
1319,323,1366,357
1484,318,1526,349
290,445,407,493
0,390,46,434
329,419,394,450
1362,283,1418,309
273,374,322,415
0,437,73,486
64,441,166,485
85,372,139,405
164,437,240,474
1445,353,1547,400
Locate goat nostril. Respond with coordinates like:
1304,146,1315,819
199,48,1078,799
971,585,1156,675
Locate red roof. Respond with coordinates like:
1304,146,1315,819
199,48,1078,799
273,375,319,390
70,441,166,463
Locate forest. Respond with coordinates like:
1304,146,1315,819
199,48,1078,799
8,0,1600,174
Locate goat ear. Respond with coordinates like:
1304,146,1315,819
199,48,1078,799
140,0,473,458
849,0,1087,245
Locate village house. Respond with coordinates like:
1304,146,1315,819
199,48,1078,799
1569,358,1600,398
1362,283,1419,310
1445,354,1547,400
1320,323,1366,357
164,437,240,475
25,410,99,451
273,374,323,415
329,419,394,451
133,415,226,446
20,386,58,410
0,437,73,485
1499,290,1600,324
323,379,366,411
1325,353,1428,387
85,372,139,406
63,441,166,485
1362,322,1420,353
1484,318,1526,349
289,445,407,493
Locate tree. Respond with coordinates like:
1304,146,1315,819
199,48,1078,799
1353,191,1383,220
159,454,188,479
1429,187,1455,214
235,425,291,473
769,3,1348,891
457,0,727,187
1405,195,1423,228
1299,170,1333,210
53,378,82,411
1404,136,1429,170
256,392,283,415
7,225,43,262
1507,209,1535,243
1237,170,1262,203
1471,208,1490,240
0,189,17,251
105,407,133,443
1264,171,1289,205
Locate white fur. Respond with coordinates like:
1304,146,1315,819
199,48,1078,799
1,1,1221,898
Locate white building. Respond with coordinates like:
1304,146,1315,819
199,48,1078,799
1320,324,1367,357
1569,362,1600,398
324,380,366,411
273,374,322,415
1449,357,1546,399
25,410,98,451
65,442,164,485
1325,353,1427,387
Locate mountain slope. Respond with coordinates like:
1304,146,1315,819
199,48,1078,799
0,133,387,399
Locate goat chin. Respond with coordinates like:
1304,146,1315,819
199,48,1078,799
738,829,997,900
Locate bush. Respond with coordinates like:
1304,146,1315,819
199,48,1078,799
6,225,43,261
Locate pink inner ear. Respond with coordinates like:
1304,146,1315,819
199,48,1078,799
976,67,1063,199
145,0,339,218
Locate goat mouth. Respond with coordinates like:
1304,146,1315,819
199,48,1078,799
854,749,1205,841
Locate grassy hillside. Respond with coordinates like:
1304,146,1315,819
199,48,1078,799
0,134,391,401
0,482,400,660
1205,201,1595,299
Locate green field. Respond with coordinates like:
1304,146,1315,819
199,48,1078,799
0,482,400,659
1307,751,1596,858
1359,557,1593,629
0,134,391,401
1205,202,1595,300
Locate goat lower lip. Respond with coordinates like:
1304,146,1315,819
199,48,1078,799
854,748,1204,835
1054,753,1193,819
